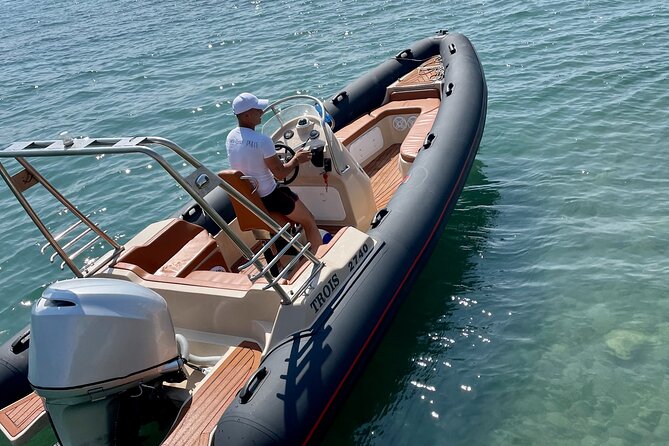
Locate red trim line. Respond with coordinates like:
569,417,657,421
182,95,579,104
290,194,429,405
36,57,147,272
302,147,477,445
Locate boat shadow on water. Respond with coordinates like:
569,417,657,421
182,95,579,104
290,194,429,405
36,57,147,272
321,160,501,444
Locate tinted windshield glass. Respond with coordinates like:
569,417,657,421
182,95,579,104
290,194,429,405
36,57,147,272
261,104,320,139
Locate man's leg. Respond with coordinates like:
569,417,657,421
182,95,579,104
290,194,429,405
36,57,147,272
286,199,322,254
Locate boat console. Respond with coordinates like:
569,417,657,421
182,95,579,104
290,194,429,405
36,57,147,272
260,96,377,230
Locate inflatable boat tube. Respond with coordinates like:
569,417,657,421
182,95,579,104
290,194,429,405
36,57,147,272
175,186,237,235
0,325,31,408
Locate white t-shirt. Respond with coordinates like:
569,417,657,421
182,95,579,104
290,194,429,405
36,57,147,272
226,127,278,197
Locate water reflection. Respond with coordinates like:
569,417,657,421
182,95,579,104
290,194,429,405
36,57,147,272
321,160,501,445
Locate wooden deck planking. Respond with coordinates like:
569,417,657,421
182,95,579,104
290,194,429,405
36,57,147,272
162,343,262,446
394,55,443,87
364,144,403,210
0,391,45,440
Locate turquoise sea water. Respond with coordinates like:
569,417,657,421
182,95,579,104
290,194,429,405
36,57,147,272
1,1,669,445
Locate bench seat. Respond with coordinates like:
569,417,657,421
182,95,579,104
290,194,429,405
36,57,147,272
335,98,440,148
154,230,218,277
114,219,223,279
399,107,439,164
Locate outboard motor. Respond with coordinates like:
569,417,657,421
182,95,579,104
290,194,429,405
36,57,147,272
29,278,184,446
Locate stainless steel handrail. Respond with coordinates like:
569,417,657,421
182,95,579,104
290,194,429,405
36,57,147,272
263,244,317,290
41,218,86,254
250,231,303,282
237,223,293,271
0,136,323,303
61,235,102,270
49,228,93,263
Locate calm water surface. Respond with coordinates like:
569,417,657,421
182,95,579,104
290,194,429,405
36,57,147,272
1,1,668,445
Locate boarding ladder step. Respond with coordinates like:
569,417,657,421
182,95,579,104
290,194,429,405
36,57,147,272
0,392,48,445
40,215,109,270
237,223,323,301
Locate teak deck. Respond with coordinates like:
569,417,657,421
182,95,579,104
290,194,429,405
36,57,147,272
161,342,262,446
394,55,443,87
0,391,46,443
365,144,403,210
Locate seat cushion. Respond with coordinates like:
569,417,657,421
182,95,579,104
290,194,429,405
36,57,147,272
399,107,439,163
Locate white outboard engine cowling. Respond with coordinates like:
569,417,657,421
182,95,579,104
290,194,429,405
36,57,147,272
29,278,182,446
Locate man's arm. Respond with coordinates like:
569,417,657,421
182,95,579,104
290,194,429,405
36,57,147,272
265,149,311,179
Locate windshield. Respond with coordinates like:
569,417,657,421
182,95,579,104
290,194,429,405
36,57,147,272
260,97,349,174
261,104,321,139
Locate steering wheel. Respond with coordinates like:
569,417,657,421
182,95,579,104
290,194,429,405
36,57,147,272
274,142,299,184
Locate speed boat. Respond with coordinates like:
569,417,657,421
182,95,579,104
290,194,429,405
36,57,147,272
0,30,486,445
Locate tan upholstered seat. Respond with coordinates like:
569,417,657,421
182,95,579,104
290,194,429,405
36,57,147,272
387,88,440,102
217,170,289,233
399,107,439,164
114,219,221,278
334,98,440,148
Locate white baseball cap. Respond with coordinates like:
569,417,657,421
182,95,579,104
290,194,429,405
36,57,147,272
232,92,269,115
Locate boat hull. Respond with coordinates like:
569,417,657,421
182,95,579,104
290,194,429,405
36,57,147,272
214,31,487,445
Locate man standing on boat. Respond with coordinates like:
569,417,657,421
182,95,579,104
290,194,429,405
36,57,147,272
226,92,322,253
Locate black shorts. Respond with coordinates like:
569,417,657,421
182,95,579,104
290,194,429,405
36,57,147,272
261,185,298,215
